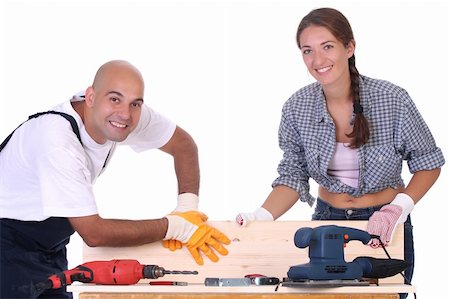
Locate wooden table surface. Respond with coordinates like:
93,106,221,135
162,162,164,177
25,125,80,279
79,293,401,299
72,283,414,298
70,221,414,299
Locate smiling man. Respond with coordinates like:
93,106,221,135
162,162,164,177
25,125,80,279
0,60,230,299
79,61,145,144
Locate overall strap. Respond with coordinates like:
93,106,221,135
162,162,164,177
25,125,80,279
0,111,82,152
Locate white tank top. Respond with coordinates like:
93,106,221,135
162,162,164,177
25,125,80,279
327,142,359,188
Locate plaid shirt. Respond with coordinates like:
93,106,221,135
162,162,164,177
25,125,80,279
272,75,445,206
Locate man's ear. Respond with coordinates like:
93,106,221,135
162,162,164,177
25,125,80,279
84,86,95,107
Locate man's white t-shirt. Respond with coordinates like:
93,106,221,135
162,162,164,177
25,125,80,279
0,95,176,221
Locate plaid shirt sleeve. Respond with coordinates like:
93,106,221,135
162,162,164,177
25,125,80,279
397,89,445,173
272,99,314,206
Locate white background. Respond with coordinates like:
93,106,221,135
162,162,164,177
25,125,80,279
1,0,449,298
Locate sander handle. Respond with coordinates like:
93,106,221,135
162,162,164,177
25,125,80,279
342,226,372,245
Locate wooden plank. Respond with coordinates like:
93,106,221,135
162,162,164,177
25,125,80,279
71,282,414,294
79,221,405,286
79,292,400,299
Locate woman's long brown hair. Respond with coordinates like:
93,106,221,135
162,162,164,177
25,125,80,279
297,8,370,148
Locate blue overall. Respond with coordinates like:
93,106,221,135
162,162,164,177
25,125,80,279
313,198,414,299
1,111,81,298
0,218,75,298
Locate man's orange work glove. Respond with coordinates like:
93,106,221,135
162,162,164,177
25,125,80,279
162,193,199,251
164,211,231,265
163,239,183,251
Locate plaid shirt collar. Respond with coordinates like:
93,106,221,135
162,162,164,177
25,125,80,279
313,76,372,124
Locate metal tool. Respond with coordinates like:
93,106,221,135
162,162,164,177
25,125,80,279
204,278,252,286
35,259,198,291
245,274,280,285
284,225,410,287
253,276,280,286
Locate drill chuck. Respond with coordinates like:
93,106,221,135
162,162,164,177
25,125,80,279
143,265,166,279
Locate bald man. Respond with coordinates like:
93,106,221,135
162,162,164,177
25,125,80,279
0,60,230,299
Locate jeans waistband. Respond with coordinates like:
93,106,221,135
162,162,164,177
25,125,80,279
314,197,384,220
314,197,412,223
316,197,386,211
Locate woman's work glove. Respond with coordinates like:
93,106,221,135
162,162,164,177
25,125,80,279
367,193,414,247
164,211,231,265
235,207,274,227
162,193,199,251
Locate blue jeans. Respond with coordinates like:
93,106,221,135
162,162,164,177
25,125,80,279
312,198,414,299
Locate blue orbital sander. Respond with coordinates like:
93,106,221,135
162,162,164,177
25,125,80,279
283,225,410,287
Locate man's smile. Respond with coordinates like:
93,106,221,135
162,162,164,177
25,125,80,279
109,120,128,128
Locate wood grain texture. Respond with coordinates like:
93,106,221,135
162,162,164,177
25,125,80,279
79,221,405,285
70,221,414,296
79,292,400,299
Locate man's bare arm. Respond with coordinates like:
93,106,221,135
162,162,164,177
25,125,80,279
69,215,168,247
159,126,199,195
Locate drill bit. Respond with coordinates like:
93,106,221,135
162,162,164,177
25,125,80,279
164,270,198,275
143,265,198,279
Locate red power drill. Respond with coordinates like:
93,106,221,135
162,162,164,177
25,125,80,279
35,259,198,290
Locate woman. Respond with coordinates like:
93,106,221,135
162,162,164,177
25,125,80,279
236,8,444,298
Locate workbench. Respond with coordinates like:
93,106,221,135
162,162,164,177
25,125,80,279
68,221,415,298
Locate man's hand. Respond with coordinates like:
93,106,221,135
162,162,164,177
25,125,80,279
235,207,274,227
162,193,199,251
162,239,183,251
367,193,414,247
164,211,231,265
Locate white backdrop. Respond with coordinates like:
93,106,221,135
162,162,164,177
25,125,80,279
1,0,449,298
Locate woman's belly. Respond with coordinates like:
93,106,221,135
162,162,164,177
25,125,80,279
318,186,404,209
